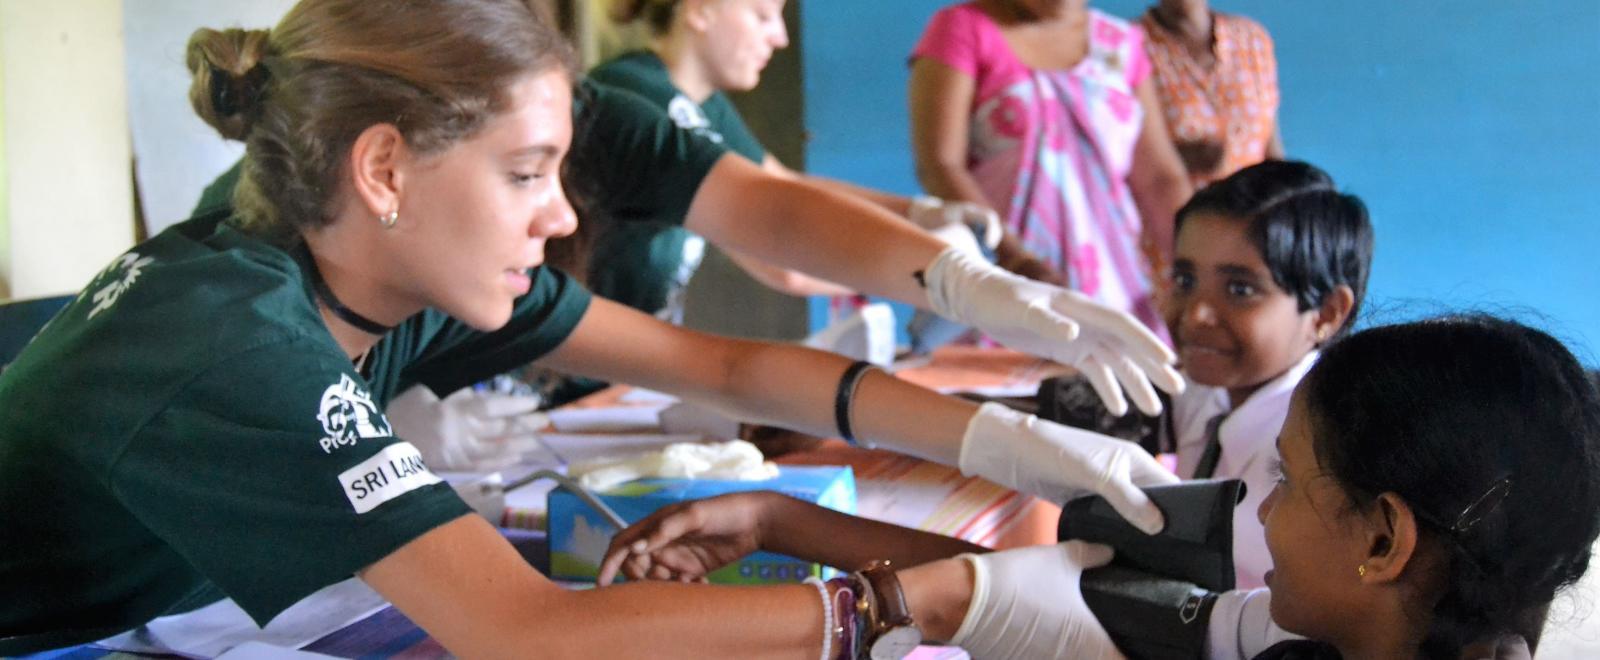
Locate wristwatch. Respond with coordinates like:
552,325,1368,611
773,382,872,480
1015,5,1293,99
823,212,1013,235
854,560,922,660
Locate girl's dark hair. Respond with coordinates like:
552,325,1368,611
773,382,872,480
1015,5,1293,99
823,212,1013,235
1175,160,1374,338
610,0,681,35
1303,315,1600,656
187,0,577,239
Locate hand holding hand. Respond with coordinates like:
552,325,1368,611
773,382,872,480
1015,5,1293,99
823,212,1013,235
923,248,1183,416
951,541,1125,660
595,491,779,586
959,403,1179,534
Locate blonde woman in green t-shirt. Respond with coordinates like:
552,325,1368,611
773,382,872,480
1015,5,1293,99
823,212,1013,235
0,1,1184,655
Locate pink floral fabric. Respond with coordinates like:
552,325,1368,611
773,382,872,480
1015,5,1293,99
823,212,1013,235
913,3,1165,336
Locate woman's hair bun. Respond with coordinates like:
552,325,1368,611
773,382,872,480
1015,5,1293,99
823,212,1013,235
186,27,272,141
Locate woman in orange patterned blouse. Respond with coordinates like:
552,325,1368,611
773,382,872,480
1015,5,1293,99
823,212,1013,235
1142,0,1284,186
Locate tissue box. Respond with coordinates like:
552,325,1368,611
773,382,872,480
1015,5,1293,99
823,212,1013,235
547,465,855,584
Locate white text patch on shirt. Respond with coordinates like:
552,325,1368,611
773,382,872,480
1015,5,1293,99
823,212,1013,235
339,442,442,514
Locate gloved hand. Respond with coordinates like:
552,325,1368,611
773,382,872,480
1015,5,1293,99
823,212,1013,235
909,195,1003,251
923,247,1183,416
960,402,1178,533
951,541,1124,660
385,385,546,471
1205,589,1302,660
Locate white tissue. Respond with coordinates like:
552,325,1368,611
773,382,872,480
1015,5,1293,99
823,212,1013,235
570,440,779,491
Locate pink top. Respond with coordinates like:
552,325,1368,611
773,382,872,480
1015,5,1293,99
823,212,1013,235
912,3,1166,337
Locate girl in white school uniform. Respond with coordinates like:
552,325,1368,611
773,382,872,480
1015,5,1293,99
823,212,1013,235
1039,159,1373,588
1159,159,1373,587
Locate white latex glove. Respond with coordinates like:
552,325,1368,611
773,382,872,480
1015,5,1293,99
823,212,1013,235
924,247,1183,416
960,402,1178,533
909,195,1003,251
1206,589,1301,660
385,386,547,471
951,541,1123,660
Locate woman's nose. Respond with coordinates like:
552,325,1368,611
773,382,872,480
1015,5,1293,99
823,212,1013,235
534,183,578,239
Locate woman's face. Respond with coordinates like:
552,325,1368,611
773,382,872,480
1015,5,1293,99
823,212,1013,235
1257,393,1368,641
388,69,577,331
691,0,788,92
1163,213,1322,402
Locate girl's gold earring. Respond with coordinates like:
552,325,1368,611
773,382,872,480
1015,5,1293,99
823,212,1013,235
1357,564,1367,577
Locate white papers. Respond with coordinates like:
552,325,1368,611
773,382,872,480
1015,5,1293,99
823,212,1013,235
95,578,387,658
546,406,665,433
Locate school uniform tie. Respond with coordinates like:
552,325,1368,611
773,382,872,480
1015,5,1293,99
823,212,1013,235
1193,412,1228,479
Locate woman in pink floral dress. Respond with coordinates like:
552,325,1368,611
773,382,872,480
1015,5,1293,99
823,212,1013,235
910,0,1191,338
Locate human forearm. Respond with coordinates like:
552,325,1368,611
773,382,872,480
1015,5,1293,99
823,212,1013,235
724,248,857,297
803,174,915,216
366,516,824,660
686,155,944,308
761,494,988,571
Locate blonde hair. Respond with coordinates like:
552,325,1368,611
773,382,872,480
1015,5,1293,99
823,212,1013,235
187,0,576,239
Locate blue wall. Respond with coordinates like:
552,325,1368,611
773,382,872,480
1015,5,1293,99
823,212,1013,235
800,1,1600,363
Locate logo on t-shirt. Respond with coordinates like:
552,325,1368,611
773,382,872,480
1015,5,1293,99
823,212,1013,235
317,374,392,453
666,94,725,145
88,252,156,319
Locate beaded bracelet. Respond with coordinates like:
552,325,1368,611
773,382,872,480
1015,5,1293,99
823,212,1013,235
804,577,834,660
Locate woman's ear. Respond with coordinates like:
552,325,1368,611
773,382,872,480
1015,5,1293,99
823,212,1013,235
1359,492,1420,584
680,0,716,32
1312,285,1355,345
347,123,409,221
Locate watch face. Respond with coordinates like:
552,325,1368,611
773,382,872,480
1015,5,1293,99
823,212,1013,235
870,626,923,660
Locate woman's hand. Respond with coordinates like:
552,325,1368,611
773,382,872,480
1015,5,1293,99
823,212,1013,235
923,248,1183,416
596,491,783,586
950,541,1124,659
960,403,1178,533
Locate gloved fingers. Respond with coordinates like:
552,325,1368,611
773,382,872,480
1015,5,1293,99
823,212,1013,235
1060,540,1116,568
1019,300,1082,343
1077,355,1130,418
1095,454,1168,535
1105,350,1164,416
1130,352,1186,397
1052,292,1177,366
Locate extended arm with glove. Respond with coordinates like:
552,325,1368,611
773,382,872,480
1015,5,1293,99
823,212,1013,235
924,247,1183,416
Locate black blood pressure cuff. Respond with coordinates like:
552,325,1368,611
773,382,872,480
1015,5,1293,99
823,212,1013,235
1058,479,1248,660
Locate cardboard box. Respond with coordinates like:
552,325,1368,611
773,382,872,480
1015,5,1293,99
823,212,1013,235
547,465,855,584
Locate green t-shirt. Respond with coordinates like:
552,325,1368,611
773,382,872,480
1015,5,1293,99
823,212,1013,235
0,212,591,653
588,51,767,165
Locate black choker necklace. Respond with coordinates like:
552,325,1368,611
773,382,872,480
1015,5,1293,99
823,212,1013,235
301,249,394,335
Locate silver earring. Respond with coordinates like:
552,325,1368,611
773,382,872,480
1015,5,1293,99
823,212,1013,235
379,210,399,228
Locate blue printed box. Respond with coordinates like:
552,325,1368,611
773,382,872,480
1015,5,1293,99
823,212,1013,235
547,465,855,584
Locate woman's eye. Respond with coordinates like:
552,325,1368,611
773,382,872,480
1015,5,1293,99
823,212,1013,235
510,172,539,186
